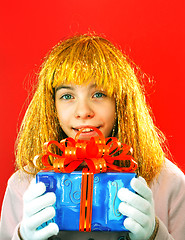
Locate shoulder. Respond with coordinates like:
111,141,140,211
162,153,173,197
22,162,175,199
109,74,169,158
159,159,184,183
7,170,34,196
151,159,185,197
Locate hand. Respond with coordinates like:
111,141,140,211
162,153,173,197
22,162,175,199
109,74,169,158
20,179,59,240
118,176,155,240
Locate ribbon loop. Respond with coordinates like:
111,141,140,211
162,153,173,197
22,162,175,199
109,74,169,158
38,127,137,173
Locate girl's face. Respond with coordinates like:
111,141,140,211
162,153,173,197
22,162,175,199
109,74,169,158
55,81,116,140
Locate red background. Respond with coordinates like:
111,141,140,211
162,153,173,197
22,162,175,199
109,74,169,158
0,0,185,211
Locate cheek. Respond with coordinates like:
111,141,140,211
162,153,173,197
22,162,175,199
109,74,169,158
100,103,115,124
56,105,68,126
108,105,116,128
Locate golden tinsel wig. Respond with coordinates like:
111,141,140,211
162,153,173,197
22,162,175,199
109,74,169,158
15,34,167,183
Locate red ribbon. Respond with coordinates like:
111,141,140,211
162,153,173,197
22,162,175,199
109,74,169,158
38,127,137,173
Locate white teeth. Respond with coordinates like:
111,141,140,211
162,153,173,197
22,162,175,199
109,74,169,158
81,128,93,133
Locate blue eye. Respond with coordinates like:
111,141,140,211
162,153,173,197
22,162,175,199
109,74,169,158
93,92,106,98
61,94,73,100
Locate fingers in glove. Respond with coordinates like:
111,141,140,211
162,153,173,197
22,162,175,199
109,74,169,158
124,217,146,237
24,182,46,203
25,206,56,230
130,177,153,202
33,223,59,240
24,192,56,217
118,188,152,215
119,201,149,227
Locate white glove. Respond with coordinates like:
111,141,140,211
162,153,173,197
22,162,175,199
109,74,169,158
118,176,155,240
20,179,59,240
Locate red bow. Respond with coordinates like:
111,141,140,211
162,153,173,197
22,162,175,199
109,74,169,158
37,127,137,173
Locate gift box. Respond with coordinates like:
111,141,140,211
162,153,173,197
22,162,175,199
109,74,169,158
36,171,136,232
35,127,137,232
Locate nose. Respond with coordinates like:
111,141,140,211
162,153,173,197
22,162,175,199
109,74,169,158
74,100,95,119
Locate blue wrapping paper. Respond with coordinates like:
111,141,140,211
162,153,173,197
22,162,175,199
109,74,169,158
36,171,136,231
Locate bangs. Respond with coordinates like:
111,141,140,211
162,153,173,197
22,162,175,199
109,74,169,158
45,35,131,98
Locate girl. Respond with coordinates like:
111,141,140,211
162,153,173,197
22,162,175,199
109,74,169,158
0,34,184,240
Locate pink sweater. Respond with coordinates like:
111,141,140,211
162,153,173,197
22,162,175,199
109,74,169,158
0,159,185,240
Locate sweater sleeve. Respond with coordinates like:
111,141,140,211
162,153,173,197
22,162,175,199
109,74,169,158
151,159,185,240
0,171,31,240
155,218,174,240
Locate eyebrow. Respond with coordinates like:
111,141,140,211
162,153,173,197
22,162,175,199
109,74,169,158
55,83,97,92
55,85,75,92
